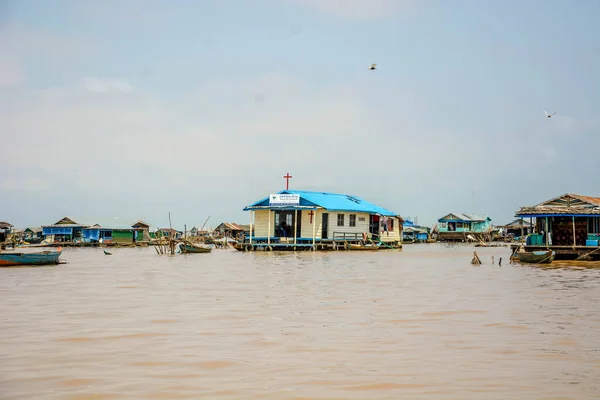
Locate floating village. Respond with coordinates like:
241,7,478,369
1,176,600,267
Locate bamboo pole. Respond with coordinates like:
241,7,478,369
572,216,576,248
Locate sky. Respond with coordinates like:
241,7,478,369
1,0,599,230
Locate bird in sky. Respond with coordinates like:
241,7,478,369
544,110,556,118
369,64,377,70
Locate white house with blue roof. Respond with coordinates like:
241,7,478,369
241,190,404,250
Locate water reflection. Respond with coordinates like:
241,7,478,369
0,244,599,399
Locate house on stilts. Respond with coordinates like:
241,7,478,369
513,193,600,260
238,190,404,251
436,213,493,242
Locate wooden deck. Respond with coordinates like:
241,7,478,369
236,239,402,252
510,244,600,261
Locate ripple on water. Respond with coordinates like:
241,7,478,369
1,245,599,400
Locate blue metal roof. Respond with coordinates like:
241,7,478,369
244,190,399,217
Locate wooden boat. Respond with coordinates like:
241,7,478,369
0,250,63,267
516,250,555,264
347,243,381,251
180,243,212,254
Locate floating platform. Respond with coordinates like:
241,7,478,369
510,245,600,261
234,238,402,252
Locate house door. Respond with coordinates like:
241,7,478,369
274,211,298,238
295,211,302,238
321,213,329,239
369,215,380,240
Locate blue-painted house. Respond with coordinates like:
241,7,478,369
437,213,492,241
241,190,404,250
402,220,430,242
42,217,86,243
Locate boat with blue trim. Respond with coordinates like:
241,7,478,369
0,248,64,267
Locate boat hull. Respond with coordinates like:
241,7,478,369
347,243,380,251
0,251,62,267
180,244,212,254
517,250,555,264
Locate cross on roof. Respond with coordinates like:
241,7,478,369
283,173,292,190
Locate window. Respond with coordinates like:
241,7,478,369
389,219,394,230
358,217,366,222
349,214,356,227
286,213,293,226
456,222,463,229
337,214,344,226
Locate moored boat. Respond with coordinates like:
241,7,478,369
0,249,63,267
516,250,555,264
347,243,381,251
180,243,212,254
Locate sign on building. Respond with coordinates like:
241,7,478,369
269,194,300,206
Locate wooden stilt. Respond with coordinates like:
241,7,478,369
572,216,576,247
249,210,253,245
267,210,271,246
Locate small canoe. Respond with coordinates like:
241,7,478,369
517,250,555,264
347,243,380,251
180,244,212,254
0,250,63,267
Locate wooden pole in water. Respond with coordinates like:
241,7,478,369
294,209,298,246
520,219,524,239
312,209,316,250
572,216,576,248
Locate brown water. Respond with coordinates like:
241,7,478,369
1,244,599,400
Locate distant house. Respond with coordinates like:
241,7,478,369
131,220,153,241
42,217,87,243
402,220,429,242
215,222,246,237
502,218,533,238
156,228,183,239
0,221,13,245
24,227,43,243
515,193,600,249
437,213,492,242
82,222,137,244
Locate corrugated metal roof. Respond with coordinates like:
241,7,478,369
571,194,600,206
216,222,245,231
0,221,13,229
517,193,600,216
439,213,490,222
245,190,399,217
502,219,533,229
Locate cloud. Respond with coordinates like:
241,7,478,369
0,72,460,226
2,71,597,228
81,77,135,93
0,55,22,86
1,177,51,192
291,0,422,20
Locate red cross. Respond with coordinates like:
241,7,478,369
283,173,292,190
308,210,314,223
